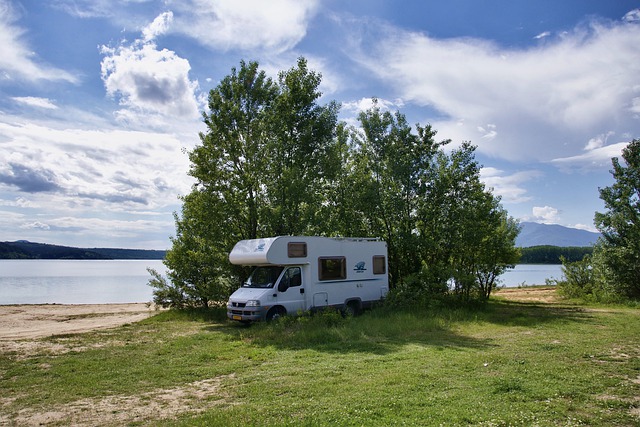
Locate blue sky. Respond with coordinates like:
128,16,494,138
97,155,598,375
1,0,639,249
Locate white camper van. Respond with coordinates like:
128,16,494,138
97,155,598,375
226,236,389,322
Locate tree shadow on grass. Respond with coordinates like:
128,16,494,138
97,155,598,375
479,298,596,327
160,299,596,356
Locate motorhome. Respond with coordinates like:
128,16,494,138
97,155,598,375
226,236,389,322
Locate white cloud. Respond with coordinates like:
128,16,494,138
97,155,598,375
623,8,640,22
0,0,78,83
480,167,541,203
534,31,551,40
52,0,115,18
351,15,640,164
342,97,402,114
477,124,497,140
100,13,200,122
172,0,319,53
20,221,50,230
142,11,173,42
0,119,193,211
532,206,561,224
551,141,627,171
573,223,598,233
12,97,59,110
0,197,39,208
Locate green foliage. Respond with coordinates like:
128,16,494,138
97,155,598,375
414,142,520,300
338,101,448,286
519,245,594,264
594,139,640,300
552,254,621,303
154,59,339,307
155,60,521,307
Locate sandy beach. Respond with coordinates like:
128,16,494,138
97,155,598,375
0,303,159,341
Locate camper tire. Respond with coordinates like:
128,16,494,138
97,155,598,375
266,306,285,322
342,300,361,317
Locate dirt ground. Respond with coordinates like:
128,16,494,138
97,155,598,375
493,286,560,303
0,303,159,341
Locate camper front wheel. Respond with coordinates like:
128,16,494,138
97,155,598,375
266,307,285,322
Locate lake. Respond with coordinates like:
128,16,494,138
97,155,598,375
0,260,165,305
0,260,564,305
499,264,563,288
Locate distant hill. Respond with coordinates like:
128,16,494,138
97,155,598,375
0,241,166,260
516,222,600,247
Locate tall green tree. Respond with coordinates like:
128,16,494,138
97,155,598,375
349,101,447,286
151,61,277,307
265,58,340,235
417,143,520,300
151,59,340,307
594,139,640,299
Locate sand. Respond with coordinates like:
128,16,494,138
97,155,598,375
0,303,159,340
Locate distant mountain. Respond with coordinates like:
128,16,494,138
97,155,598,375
0,241,166,260
516,222,601,247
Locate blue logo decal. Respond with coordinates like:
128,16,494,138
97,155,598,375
255,243,265,252
354,261,366,273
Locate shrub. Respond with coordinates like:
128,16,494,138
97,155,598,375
552,254,622,303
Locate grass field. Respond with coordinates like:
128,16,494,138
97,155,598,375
1,289,639,426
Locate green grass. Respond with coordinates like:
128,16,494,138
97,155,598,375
1,299,639,426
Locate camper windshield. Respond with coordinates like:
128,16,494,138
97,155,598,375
243,266,284,288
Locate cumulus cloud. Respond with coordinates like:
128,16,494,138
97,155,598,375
142,11,173,42
0,0,78,83
532,206,561,224
171,0,319,53
100,12,200,122
623,8,640,22
351,13,640,163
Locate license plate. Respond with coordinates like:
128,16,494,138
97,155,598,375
232,315,242,321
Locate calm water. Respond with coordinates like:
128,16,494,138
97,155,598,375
500,264,563,287
0,260,165,305
0,260,563,305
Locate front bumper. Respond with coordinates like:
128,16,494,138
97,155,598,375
227,305,266,322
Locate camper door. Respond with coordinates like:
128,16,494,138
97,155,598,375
274,266,306,315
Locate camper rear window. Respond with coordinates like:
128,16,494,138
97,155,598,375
288,242,307,258
318,257,346,281
373,255,386,274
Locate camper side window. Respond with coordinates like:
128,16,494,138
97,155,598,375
288,242,307,258
373,255,386,275
281,267,302,288
318,257,346,281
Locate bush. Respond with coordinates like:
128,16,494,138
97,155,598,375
552,254,623,303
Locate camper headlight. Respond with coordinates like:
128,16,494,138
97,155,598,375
245,300,261,307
